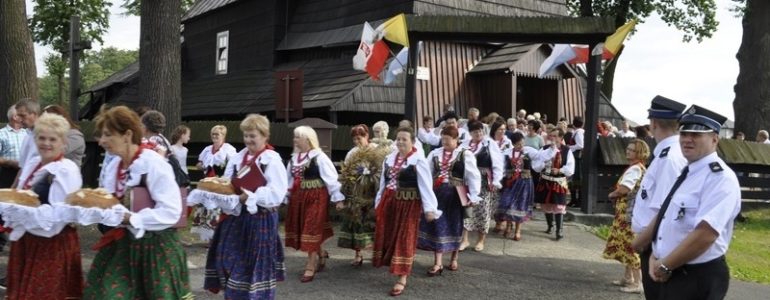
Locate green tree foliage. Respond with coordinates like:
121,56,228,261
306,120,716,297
29,0,112,104
566,0,720,100
120,0,196,16
38,47,138,107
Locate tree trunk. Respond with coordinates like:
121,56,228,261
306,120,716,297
733,0,770,138
0,0,39,113
139,0,181,135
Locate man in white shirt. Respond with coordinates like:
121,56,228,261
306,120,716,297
12,99,41,188
619,121,637,138
633,105,739,300
567,116,584,207
630,95,688,299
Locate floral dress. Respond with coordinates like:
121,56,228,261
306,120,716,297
602,162,646,268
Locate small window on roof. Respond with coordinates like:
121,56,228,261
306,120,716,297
216,31,229,75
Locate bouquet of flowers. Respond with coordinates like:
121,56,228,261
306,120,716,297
340,146,390,224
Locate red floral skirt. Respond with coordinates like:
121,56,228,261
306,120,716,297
284,186,334,253
372,189,423,275
6,226,83,299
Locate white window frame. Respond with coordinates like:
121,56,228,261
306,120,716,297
216,31,229,75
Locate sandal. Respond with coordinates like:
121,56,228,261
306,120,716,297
611,278,631,286
300,268,316,283
390,282,406,297
427,265,444,277
458,241,470,252
317,251,329,272
473,243,485,252
449,260,459,271
351,255,364,267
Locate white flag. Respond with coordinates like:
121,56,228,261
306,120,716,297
538,44,577,78
384,47,409,85
353,22,376,71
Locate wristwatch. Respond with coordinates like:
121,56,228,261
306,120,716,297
658,263,673,275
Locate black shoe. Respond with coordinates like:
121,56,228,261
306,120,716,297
544,227,553,234
555,231,564,240
0,276,7,290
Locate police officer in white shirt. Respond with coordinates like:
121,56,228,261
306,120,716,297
633,105,740,300
630,95,688,299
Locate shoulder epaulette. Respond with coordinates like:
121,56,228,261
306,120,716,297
659,147,670,158
709,162,723,172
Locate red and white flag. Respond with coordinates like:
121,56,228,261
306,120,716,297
352,22,390,80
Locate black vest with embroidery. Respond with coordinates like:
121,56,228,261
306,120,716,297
31,174,54,205
504,150,532,171
543,144,570,168
384,164,419,188
475,142,493,169
432,150,466,180
299,157,321,180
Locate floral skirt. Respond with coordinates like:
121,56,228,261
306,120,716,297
464,185,497,233
602,196,641,268
6,226,82,300
190,205,222,242
496,178,534,223
204,206,285,299
83,229,193,300
372,189,423,275
417,184,463,253
337,197,375,251
284,186,334,253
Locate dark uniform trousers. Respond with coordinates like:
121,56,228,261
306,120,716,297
658,256,729,300
640,248,660,300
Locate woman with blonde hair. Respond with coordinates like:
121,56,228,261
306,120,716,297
202,114,287,299
192,124,237,242
285,126,344,282
603,139,649,293
4,113,83,299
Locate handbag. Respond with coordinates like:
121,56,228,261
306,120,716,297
156,134,191,187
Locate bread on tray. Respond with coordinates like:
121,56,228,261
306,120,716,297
66,188,120,209
0,188,40,207
197,177,236,195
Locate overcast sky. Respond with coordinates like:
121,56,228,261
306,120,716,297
28,0,742,125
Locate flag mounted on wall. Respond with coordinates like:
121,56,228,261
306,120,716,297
352,14,410,81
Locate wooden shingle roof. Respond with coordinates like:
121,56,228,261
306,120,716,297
182,0,241,22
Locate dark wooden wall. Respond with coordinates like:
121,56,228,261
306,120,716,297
414,41,490,125
470,73,514,118
515,76,559,122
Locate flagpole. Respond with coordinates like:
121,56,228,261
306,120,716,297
387,47,407,69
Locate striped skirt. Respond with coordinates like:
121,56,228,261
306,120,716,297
417,183,464,253
204,206,285,299
496,177,534,223
372,188,423,275
284,186,334,253
83,229,193,300
337,196,376,251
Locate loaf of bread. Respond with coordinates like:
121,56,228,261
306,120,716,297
197,177,236,195
66,188,120,209
0,188,41,207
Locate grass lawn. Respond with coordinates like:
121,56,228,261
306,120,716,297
590,208,770,285
727,208,770,284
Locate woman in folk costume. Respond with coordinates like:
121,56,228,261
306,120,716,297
458,120,503,252
4,113,83,299
533,128,575,240
285,125,345,282
603,139,649,294
338,124,388,266
192,124,237,242
417,126,481,275
372,126,441,297
203,114,287,299
84,106,192,300
489,120,513,233
495,131,557,241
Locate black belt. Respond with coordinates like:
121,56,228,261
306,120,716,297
672,255,726,276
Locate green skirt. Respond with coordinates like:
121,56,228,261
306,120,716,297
337,199,375,251
83,229,194,300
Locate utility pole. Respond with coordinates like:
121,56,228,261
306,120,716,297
69,15,91,120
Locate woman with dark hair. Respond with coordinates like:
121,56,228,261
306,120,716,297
458,120,503,252
140,110,170,156
372,126,440,296
534,128,575,240
524,120,544,149
338,124,388,266
490,120,512,233
84,106,191,299
418,126,481,275
42,104,85,167
170,125,191,175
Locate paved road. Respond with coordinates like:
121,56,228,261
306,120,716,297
1,219,768,299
